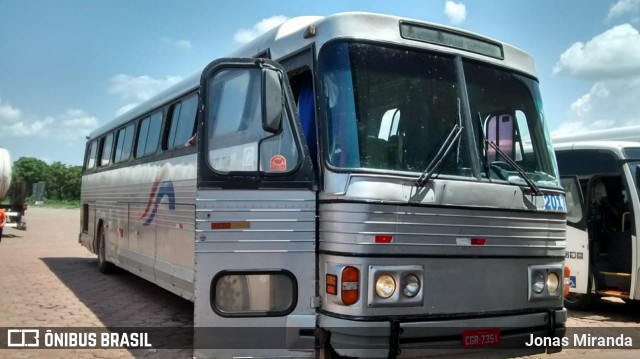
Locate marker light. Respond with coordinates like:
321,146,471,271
402,274,421,298
375,274,396,298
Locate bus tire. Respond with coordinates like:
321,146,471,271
97,226,115,274
563,274,595,310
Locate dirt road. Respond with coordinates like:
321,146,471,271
0,207,638,358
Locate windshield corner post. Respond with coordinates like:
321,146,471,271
454,56,481,180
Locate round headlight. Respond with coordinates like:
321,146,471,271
402,274,421,298
547,272,560,293
375,274,396,298
532,272,545,294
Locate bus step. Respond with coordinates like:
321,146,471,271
599,271,631,277
597,272,631,291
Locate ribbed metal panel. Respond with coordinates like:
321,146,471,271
319,202,565,257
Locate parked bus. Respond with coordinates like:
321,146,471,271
80,12,567,358
556,140,640,309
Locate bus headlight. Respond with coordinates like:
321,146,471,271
402,274,421,298
532,272,545,294
375,274,396,298
547,272,560,294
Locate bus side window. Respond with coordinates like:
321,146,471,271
207,68,299,173
99,133,114,167
167,94,198,150
114,124,135,163
561,177,584,225
85,141,97,170
293,70,316,167
136,111,162,158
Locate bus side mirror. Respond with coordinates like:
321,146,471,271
262,68,283,134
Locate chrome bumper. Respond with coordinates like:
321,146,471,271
319,308,567,358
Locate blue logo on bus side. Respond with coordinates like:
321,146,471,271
140,180,176,226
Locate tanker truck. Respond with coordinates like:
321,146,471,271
0,147,27,230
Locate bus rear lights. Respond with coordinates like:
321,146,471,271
375,274,396,298
402,274,421,298
470,237,486,245
341,266,360,305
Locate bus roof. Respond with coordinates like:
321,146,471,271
554,140,640,155
89,12,537,141
552,125,640,144
231,12,536,76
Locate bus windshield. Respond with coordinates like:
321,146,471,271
319,41,559,187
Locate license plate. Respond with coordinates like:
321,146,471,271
462,328,501,348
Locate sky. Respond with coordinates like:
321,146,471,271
1,0,639,166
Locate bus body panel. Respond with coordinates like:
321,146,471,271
193,189,316,358
81,154,197,300
564,225,589,294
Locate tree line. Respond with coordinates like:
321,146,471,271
12,157,82,201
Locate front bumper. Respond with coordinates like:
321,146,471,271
319,308,567,358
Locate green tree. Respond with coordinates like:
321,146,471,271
12,157,83,202
12,157,49,197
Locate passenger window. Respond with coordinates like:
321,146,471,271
207,68,299,173
114,124,135,163
85,141,97,170
136,111,162,157
561,177,584,224
167,95,198,149
99,133,114,167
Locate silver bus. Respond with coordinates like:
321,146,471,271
557,140,640,310
80,12,567,358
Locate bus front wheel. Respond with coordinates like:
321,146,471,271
97,227,115,274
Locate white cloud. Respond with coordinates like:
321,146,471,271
444,0,467,25
0,99,99,140
107,74,182,115
161,37,192,50
554,78,640,136
608,0,640,19
233,15,289,44
553,24,640,79
0,98,22,122
553,24,640,136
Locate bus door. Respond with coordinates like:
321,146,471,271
561,176,589,297
193,59,317,358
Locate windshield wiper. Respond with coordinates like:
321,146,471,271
485,140,542,195
415,99,463,188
